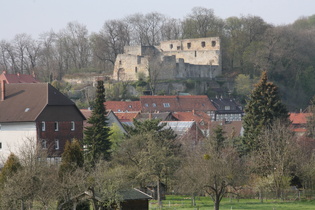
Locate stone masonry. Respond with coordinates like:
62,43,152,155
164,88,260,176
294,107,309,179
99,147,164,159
112,37,222,81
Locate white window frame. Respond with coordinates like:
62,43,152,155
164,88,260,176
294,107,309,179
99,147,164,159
42,139,47,149
54,122,59,131
71,121,75,131
41,121,45,131
55,139,59,150
163,103,170,108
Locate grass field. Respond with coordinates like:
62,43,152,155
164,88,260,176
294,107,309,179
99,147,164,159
149,195,315,210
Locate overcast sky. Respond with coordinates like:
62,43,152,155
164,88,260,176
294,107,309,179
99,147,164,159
1,0,314,40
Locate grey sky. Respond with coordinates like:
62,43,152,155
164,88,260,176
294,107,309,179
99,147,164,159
1,0,314,40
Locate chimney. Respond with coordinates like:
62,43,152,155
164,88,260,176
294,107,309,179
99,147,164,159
1,80,6,101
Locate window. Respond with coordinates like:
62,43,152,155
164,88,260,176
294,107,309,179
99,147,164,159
187,43,191,49
55,139,59,150
170,44,173,49
152,103,156,107
145,103,149,107
135,67,138,73
212,41,216,47
177,46,180,50
42,139,47,149
54,122,59,131
71,121,75,131
0,142,2,149
195,51,197,57
201,41,206,47
163,103,170,108
41,121,45,131
225,106,231,110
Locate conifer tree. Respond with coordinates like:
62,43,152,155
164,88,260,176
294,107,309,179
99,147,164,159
0,153,21,186
84,80,111,165
59,139,84,175
242,71,289,153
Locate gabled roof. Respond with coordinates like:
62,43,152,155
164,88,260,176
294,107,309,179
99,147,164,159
140,95,216,112
104,101,141,112
289,112,312,125
172,111,211,130
136,112,174,121
210,97,243,113
210,121,243,138
115,112,139,122
0,83,82,122
0,71,39,83
159,121,196,136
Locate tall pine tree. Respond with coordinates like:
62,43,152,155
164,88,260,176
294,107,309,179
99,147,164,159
242,71,289,153
84,80,111,165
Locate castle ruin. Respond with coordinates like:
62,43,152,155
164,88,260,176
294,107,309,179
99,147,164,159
112,37,222,81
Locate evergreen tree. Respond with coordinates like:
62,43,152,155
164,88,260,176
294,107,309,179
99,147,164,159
242,71,289,153
59,139,84,175
0,153,21,186
84,80,111,165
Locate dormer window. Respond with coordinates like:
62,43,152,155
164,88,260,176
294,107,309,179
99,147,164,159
152,103,156,107
225,106,230,110
163,103,170,108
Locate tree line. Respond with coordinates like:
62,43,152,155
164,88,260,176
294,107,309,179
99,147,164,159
1,7,315,109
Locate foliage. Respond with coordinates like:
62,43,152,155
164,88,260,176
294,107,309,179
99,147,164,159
84,80,111,165
249,121,302,200
242,71,289,153
234,74,258,103
109,123,125,153
59,139,84,175
178,132,246,210
0,153,21,186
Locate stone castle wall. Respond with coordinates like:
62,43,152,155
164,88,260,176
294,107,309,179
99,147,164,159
112,37,222,81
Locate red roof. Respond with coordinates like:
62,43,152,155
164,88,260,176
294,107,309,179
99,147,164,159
115,112,139,122
0,71,39,83
104,101,141,112
289,113,312,125
140,95,216,112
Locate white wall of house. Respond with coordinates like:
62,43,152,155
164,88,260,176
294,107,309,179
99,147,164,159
0,122,37,164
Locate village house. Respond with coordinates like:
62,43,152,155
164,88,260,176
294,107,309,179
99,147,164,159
289,112,312,136
210,97,244,121
0,82,85,163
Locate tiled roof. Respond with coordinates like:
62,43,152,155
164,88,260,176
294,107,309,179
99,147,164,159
289,112,312,125
0,83,83,122
0,72,39,83
115,112,139,122
136,112,174,121
140,95,216,112
104,101,141,112
210,121,243,137
210,98,242,110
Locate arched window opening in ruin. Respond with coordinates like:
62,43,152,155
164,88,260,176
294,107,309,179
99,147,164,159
201,41,206,47
170,44,173,49
187,43,191,49
212,41,216,47
177,46,181,50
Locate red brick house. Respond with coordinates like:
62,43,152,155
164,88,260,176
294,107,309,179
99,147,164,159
0,82,85,162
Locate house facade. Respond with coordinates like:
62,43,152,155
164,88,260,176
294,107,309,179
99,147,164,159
0,82,85,163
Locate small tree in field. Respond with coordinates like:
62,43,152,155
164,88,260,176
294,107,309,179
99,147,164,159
84,80,111,165
242,71,289,153
178,130,246,210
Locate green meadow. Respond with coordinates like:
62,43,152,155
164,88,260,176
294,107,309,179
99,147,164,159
150,195,315,210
